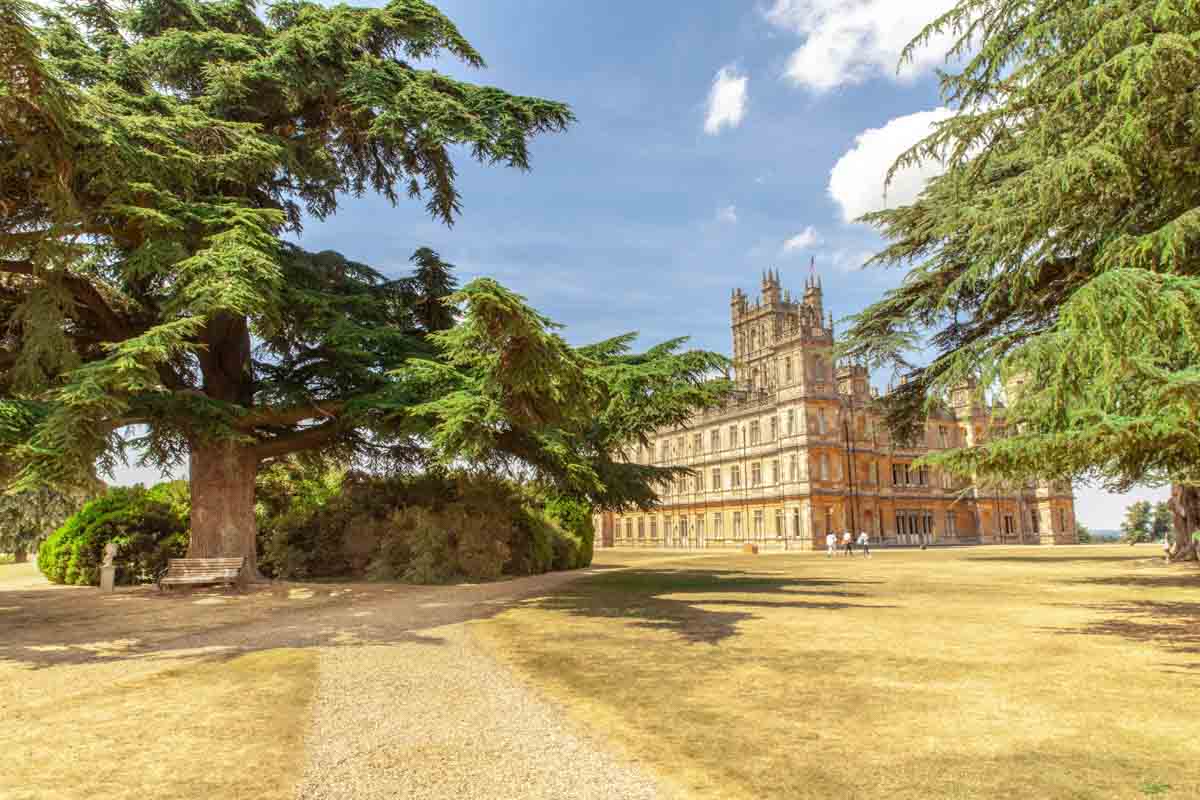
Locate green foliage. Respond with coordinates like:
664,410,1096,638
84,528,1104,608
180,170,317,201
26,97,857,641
256,464,581,583
37,485,188,585
1,0,724,560
1120,501,1153,545
408,280,732,511
1074,522,1092,544
1151,501,1174,541
0,479,97,560
542,495,595,568
837,0,1200,520
0,0,573,501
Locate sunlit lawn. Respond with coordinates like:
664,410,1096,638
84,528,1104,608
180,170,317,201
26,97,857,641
0,561,330,800
472,545,1200,800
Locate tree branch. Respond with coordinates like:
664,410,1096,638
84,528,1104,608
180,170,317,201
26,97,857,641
235,400,346,430
252,420,343,460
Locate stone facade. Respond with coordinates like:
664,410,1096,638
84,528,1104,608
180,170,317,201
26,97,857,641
594,270,1076,550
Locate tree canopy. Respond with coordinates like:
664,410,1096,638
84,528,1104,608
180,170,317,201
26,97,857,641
0,0,729,572
838,0,1200,559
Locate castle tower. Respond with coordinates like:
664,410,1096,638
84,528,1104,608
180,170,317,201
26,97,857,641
762,268,782,306
730,264,833,392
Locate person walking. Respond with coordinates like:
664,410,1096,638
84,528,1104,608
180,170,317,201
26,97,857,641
842,530,854,557
826,531,837,557
857,530,870,558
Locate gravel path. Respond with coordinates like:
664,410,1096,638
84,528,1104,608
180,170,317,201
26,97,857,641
290,561,691,800
295,623,663,800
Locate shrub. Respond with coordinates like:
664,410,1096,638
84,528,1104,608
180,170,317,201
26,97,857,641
543,496,595,568
255,461,590,583
38,486,189,586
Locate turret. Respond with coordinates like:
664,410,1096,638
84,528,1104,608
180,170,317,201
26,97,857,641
761,268,782,306
803,260,823,317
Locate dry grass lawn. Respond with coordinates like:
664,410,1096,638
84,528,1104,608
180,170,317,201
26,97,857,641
0,561,356,800
472,545,1200,800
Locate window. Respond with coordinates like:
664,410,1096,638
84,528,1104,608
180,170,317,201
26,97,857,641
751,462,761,486
939,426,948,448
817,408,827,435
728,425,738,448
945,511,957,536
918,465,930,486
792,509,801,538
676,437,684,458
942,470,953,490
713,513,723,537
694,473,703,493
770,416,778,440
785,357,793,383
771,459,780,484
712,467,722,490
787,409,796,435
892,463,901,486
732,465,741,487
638,517,645,538
665,515,672,538
694,432,703,454
820,454,829,481
1032,511,1040,535
711,429,721,451
733,512,743,538
753,510,764,536
624,519,632,539
775,509,784,536
658,442,667,462
650,517,657,538
1003,514,1014,535
750,421,760,445
789,454,799,481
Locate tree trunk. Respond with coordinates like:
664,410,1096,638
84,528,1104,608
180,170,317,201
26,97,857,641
188,440,261,580
12,543,27,563
1168,483,1199,562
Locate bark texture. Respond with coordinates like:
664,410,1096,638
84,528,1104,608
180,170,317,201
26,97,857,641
1169,483,1199,562
188,440,260,578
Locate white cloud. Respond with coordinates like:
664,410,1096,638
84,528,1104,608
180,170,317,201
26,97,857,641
781,226,820,253
704,65,748,135
827,107,954,223
716,204,738,224
764,0,958,92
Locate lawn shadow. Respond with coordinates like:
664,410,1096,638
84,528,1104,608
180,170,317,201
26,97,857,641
513,568,893,645
1047,599,1200,670
968,556,1145,564
1061,574,1200,589
0,567,598,670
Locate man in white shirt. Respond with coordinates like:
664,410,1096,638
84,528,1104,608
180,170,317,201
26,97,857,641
826,531,837,557
842,530,854,557
857,531,870,558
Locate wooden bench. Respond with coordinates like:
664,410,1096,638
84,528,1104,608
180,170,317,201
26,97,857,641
158,558,245,590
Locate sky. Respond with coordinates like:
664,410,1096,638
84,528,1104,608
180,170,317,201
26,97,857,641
111,0,1167,528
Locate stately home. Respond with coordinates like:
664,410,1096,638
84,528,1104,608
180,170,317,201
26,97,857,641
595,270,1077,550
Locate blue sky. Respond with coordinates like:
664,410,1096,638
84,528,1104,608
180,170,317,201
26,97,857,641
114,0,1167,527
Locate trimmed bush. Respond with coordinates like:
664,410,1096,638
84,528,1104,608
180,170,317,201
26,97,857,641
38,485,189,586
256,462,588,583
